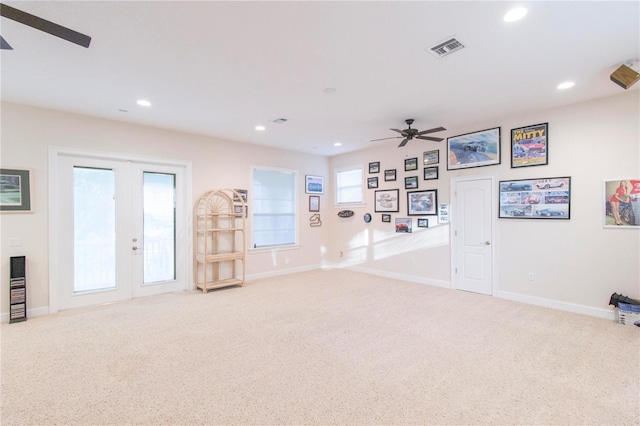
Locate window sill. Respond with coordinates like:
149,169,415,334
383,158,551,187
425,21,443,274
334,202,367,209
248,244,301,254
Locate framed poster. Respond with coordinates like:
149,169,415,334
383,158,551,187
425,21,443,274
0,168,31,212
447,127,501,170
603,178,640,228
499,177,571,219
407,190,437,216
511,123,548,168
305,175,324,194
369,162,380,174
367,177,379,189
423,150,439,166
423,166,438,180
374,189,399,212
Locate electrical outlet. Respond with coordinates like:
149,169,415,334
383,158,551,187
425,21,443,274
528,273,534,281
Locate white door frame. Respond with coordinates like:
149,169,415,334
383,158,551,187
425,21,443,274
48,146,193,314
450,174,498,296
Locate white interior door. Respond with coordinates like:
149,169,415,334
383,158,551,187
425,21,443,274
52,151,189,311
452,177,495,295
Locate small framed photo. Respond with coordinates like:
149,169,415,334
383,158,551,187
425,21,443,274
447,127,501,170
423,166,439,180
367,177,379,189
0,168,31,212
395,218,412,233
309,195,320,212
417,218,429,228
407,189,438,216
305,175,324,194
405,176,418,190
423,150,439,166
234,204,248,217
233,189,248,203
381,214,391,223
511,123,548,168
374,189,399,212
384,169,397,182
369,162,380,174
405,157,418,171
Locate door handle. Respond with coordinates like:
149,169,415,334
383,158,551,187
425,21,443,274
485,241,491,246
132,246,138,251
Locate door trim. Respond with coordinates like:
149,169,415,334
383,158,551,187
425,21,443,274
450,174,498,296
48,146,193,313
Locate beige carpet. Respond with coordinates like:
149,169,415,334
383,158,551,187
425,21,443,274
1,269,639,425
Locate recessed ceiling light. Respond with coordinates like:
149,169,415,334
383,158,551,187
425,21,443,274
504,7,527,22
136,99,151,107
255,125,266,131
334,142,342,147
557,81,575,90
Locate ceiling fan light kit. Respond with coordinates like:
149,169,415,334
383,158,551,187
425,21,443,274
372,119,446,148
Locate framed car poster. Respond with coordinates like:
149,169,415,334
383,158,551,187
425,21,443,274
447,127,501,170
499,177,571,219
511,122,548,168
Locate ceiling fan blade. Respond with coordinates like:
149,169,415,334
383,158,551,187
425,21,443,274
0,4,91,48
390,128,408,135
415,126,446,136
0,35,12,50
415,136,444,142
398,138,410,147
371,136,402,142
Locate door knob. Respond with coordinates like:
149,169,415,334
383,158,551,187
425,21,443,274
132,246,138,251
485,241,491,245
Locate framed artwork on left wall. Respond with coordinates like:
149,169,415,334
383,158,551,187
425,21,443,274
0,168,31,212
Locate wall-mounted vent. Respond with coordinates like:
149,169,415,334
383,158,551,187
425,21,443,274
428,37,465,58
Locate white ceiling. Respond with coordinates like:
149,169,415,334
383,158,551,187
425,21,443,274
1,1,639,157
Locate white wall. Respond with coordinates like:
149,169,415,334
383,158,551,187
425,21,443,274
329,91,640,316
1,102,330,317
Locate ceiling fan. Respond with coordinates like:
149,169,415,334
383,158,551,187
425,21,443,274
0,3,91,50
372,119,446,147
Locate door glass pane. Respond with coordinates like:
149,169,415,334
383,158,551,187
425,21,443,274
74,167,116,292
143,172,176,283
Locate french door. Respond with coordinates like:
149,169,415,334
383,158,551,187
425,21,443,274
50,149,191,311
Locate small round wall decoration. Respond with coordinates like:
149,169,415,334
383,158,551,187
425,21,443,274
364,213,372,223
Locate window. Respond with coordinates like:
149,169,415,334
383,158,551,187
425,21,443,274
251,167,297,248
335,165,363,204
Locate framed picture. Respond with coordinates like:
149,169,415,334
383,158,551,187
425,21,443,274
305,175,324,194
384,169,397,182
374,189,399,212
234,204,248,218
447,127,501,170
404,157,418,171
407,189,437,216
603,178,639,228
404,176,418,189
423,166,439,180
423,150,439,166
0,168,31,212
233,189,248,203
511,123,548,168
381,214,391,223
367,177,379,189
499,176,571,219
369,162,380,174
309,195,320,212
395,218,412,233
417,218,429,228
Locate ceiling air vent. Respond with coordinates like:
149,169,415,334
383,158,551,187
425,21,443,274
428,37,465,58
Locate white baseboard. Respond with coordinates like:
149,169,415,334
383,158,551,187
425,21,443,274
497,290,615,320
345,265,452,289
246,264,321,282
0,305,50,324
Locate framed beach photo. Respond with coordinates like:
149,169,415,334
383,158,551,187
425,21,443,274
511,123,548,168
305,175,324,194
417,218,429,228
374,189,399,212
369,162,380,174
407,189,437,216
423,166,438,180
404,176,418,190
423,150,439,166
447,127,501,170
404,157,418,172
0,169,31,212
384,169,397,182
367,177,379,189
